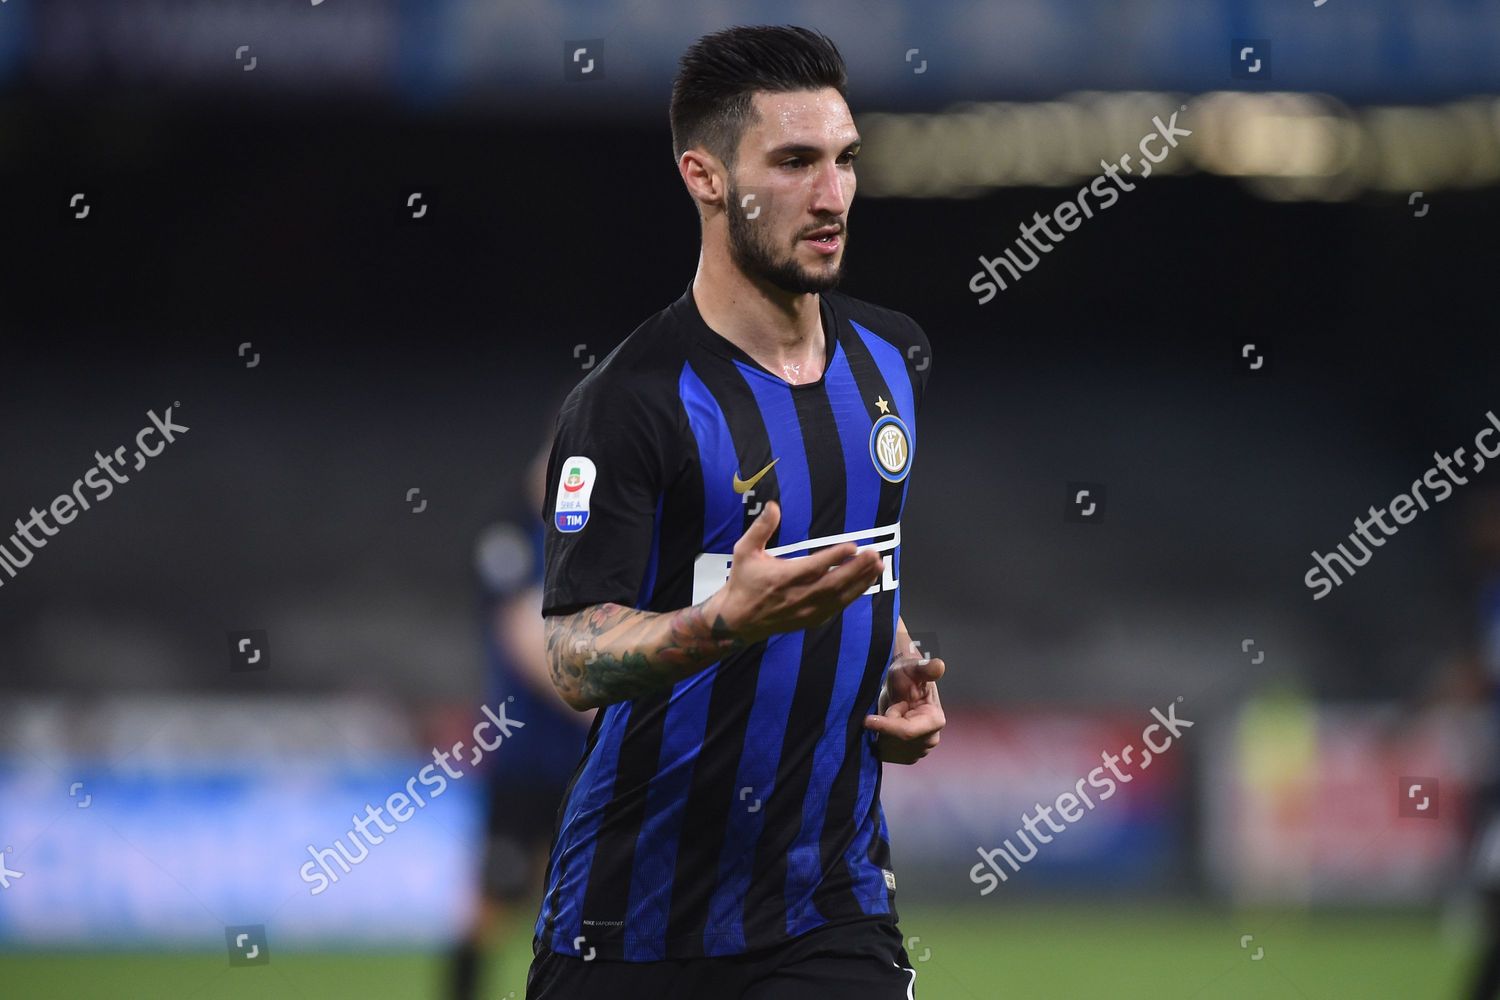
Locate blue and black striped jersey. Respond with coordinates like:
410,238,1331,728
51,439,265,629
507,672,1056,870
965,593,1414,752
537,281,930,961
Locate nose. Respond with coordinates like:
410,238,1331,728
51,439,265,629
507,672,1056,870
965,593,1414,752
808,160,850,218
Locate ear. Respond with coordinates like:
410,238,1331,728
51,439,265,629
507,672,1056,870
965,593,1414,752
679,149,727,211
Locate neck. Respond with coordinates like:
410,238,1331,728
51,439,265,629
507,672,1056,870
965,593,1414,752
691,245,825,385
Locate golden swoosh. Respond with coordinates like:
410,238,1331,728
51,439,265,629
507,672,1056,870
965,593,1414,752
732,457,779,494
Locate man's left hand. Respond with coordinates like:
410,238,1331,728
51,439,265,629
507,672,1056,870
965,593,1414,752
864,648,945,765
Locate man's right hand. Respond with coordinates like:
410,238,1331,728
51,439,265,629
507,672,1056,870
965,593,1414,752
544,502,883,711
705,501,885,645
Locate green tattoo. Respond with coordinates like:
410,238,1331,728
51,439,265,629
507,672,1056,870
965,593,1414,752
545,601,744,709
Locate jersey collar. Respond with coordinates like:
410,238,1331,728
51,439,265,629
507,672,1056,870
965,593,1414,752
676,280,840,389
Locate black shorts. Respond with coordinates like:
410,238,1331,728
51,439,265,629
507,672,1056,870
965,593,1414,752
526,915,916,1000
482,778,568,901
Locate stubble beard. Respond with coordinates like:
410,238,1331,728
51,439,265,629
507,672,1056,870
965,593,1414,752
725,182,846,295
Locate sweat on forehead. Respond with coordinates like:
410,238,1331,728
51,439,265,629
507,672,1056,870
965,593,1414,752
741,91,856,151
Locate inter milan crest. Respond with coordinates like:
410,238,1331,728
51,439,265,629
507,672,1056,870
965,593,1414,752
869,413,912,483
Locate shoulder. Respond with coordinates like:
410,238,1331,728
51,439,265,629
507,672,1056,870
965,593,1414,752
825,290,932,392
562,303,689,419
554,301,691,468
828,291,928,355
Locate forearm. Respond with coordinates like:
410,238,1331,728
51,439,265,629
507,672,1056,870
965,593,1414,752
545,596,744,710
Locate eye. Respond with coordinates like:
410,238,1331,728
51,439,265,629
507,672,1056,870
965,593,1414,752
780,157,806,169
839,151,860,164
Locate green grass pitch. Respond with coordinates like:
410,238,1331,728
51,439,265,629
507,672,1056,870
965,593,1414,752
0,904,1471,999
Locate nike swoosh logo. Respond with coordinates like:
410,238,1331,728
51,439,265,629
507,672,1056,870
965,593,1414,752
732,457,779,494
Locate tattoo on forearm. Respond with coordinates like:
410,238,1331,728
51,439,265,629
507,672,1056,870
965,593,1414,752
545,601,743,709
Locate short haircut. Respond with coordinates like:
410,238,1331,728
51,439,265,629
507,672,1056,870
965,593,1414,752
670,25,848,173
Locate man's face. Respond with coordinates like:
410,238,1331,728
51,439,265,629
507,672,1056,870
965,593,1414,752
723,88,858,295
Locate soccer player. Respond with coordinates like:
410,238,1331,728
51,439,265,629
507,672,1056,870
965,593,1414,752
526,25,945,999
1460,494,1500,999
451,435,595,1000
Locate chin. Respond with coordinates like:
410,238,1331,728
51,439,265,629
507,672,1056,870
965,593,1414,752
796,253,843,275
812,263,844,285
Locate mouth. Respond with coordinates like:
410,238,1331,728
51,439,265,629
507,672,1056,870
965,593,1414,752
802,226,842,256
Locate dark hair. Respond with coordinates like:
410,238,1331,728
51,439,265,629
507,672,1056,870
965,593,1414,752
670,25,848,172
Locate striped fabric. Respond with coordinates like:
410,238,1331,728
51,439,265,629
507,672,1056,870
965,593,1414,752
538,282,929,961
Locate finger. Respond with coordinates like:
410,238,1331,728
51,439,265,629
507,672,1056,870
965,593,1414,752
807,567,880,619
863,712,932,739
886,702,945,733
871,727,938,764
794,548,880,605
835,552,885,603
882,668,916,703
734,500,780,555
895,656,945,686
786,552,883,630
821,549,882,596
781,543,860,585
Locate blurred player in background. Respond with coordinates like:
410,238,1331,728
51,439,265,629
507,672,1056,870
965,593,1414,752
1463,492,1500,999
450,433,595,1000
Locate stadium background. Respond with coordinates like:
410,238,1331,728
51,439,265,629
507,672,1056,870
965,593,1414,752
3,0,1499,996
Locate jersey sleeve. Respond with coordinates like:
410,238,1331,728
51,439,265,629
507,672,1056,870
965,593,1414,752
541,375,671,617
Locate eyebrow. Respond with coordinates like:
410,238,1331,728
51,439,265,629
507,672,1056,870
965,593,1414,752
766,138,863,158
